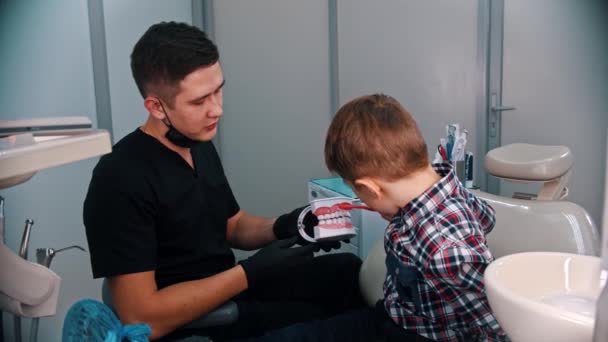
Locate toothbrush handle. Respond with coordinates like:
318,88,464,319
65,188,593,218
349,205,374,211
339,204,374,211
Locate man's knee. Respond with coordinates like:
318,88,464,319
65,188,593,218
315,252,362,274
313,252,362,293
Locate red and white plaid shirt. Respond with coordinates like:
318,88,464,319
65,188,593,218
383,163,509,341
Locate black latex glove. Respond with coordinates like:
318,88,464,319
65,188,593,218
239,236,317,288
273,206,345,252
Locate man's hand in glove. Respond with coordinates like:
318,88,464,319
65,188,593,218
239,236,317,288
272,206,345,252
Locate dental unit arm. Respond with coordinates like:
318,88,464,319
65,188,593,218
0,117,111,341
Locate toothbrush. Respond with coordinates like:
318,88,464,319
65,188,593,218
336,203,375,211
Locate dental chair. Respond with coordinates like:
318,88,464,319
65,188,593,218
359,143,600,307
101,278,238,341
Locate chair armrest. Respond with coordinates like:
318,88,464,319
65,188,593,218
101,278,239,329
180,301,239,329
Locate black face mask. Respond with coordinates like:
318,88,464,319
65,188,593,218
157,100,201,148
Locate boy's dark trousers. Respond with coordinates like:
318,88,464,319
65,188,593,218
165,253,366,341
233,300,433,342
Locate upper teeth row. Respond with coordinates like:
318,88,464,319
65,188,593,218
318,212,350,220
320,218,349,224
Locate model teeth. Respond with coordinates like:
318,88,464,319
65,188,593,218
315,206,356,228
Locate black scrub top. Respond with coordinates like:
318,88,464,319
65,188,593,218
83,129,239,289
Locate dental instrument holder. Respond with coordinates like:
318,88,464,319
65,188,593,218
19,219,34,260
0,118,111,342
484,143,574,201
28,245,86,342
14,219,35,342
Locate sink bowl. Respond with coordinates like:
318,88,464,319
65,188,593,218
485,252,602,342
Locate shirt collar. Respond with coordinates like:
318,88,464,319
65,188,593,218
392,162,459,228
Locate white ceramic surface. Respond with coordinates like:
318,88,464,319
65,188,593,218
485,252,602,342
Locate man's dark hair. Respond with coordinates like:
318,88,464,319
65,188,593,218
131,21,219,106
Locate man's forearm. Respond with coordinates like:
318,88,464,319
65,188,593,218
114,266,248,340
227,211,277,250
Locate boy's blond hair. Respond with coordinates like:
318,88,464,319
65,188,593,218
325,94,428,182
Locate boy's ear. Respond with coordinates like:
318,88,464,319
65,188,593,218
353,177,382,199
144,96,165,120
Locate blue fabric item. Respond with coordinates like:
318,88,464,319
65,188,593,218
62,299,151,342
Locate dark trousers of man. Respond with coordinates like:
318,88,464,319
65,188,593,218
166,253,366,341
234,301,433,342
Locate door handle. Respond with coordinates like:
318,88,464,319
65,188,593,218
490,93,516,112
488,93,516,138
491,105,516,112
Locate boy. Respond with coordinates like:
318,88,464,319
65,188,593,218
323,94,508,341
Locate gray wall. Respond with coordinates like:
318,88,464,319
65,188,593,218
212,0,481,218
337,0,480,166
214,0,333,217
103,0,193,142
0,1,98,341
498,0,608,225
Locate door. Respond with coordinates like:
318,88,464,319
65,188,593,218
489,0,608,225
338,0,481,169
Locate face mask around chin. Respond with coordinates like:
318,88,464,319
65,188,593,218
165,125,201,148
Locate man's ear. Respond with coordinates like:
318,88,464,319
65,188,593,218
143,96,165,120
353,177,383,199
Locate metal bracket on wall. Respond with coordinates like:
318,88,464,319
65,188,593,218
88,0,114,143
192,0,221,157
484,0,507,195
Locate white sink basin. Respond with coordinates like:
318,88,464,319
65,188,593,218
485,252,602,342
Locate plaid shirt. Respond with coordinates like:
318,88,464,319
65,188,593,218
383,163,509,341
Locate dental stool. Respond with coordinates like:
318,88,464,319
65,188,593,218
485,143,573,200
101,279,238,340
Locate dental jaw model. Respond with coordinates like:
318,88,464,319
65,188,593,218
298,197,359,243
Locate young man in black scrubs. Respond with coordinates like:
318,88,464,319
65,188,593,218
83,22,363,341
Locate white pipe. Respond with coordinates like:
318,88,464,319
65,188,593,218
593,130,608,342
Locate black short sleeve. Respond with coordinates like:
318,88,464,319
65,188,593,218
83,130,239,287
84,156,158,278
